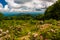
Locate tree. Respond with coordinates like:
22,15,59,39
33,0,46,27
44,1,60,20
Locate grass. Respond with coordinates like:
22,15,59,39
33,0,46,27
0,19,60,40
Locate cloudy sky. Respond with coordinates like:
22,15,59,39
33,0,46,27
0,0,57,12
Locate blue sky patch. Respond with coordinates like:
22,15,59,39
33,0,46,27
0,0,7,7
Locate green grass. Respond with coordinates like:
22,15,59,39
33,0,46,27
0,19,60,40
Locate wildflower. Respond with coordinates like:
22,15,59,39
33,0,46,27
32,33,38,37
50,29,55,33
34,33,38,37
6,30,9,33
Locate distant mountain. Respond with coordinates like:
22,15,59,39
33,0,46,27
3,11,44,16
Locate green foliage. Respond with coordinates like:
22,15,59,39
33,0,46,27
0,20,60,40
41,25,60,40
44,1,60,20
34,14,44,20
17,14,33,20
44,19,57,25
0,12,45,20
0,12,4,20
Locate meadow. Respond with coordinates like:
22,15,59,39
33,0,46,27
0,0,60,40
0,19,60,40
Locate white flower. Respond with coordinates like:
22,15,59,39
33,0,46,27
50,29,55,33
34,33,38,37
6,30,9,33
32,33,38,37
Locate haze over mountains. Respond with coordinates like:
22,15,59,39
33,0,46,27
0,0,57,12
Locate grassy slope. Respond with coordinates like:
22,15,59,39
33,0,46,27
0,20,60,40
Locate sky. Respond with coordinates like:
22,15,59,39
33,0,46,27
0,0,57,12
0,0,7,7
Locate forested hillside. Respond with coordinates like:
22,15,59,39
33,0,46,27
45,0,60,20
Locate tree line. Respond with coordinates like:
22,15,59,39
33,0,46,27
0,12,44,20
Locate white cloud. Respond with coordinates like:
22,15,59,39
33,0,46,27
14,0,32,4
0,3,9,12
4,5,9,12
40,0,57,2
0,3,3,8
0,0,57,12
23,0,55,8
0,3,4,12
5,0,21,9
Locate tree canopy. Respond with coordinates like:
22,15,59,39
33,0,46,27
44,0,60,20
